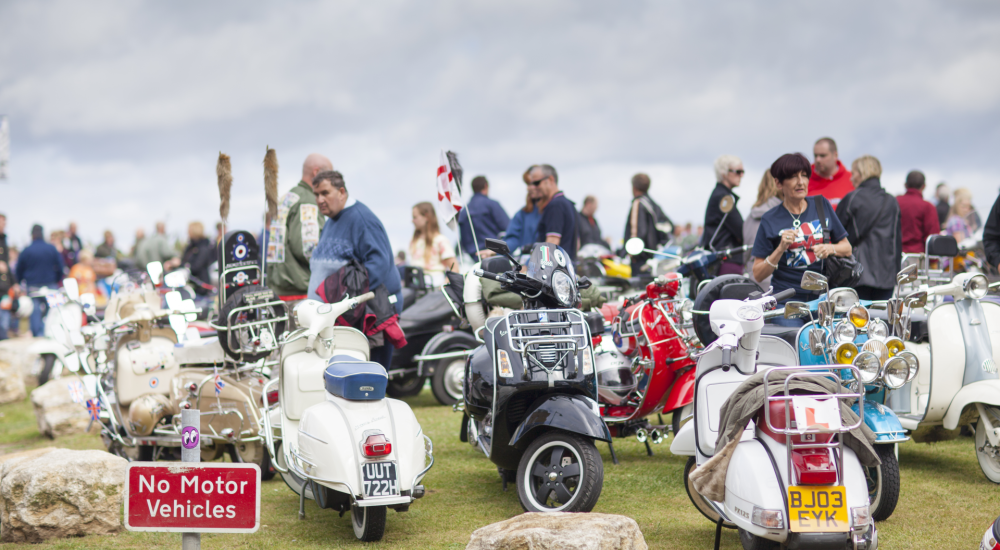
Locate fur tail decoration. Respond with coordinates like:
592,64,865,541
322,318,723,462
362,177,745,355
264,147,279,225
217,152,233,223
446,151,463,195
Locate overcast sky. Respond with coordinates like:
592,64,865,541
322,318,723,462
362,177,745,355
1,0,998,254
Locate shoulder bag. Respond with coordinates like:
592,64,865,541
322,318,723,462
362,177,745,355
814,197,864,288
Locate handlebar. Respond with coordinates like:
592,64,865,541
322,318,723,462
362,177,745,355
771,288,796,303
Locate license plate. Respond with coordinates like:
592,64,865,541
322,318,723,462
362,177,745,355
787,486,849,532
361,461,399,498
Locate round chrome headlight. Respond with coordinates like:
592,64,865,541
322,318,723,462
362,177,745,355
884,336,905,356
896,350,919,383
552,271,575,306
833,341,858,365
868,319,889,341
848,306,870,328
853,351,881,384
965,274,989,300
833,321,857,344
883,356,910,389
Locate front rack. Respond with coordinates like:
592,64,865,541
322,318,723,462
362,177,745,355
505,309,589,379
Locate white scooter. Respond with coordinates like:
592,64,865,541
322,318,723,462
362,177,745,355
26,278,92,384
261,293,433,542
671,290,877,549
889,271,1000,482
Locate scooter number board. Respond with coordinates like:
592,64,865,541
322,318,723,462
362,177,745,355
787,486,848,532
362,462,399,498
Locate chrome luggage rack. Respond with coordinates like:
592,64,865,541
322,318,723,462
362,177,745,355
762,365,864,486
505,309,589,379
209,297,289,359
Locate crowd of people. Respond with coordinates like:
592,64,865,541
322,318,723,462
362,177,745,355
0,137,993,343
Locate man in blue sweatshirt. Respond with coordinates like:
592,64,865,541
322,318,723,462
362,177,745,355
15,224,65,336
308,170,402,368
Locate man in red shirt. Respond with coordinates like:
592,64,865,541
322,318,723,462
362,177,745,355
896,170,941,253
808,137,854,208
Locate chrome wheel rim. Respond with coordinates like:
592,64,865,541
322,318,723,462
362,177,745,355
523,441,583,511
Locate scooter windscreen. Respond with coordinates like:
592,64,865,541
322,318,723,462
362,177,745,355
525,243,578,307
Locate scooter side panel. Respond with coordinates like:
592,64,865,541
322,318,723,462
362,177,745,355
386,398,427,492
669,420,695,455
925,304,965,423
903,341,931,416
115,335,178,405
942,380,1000,430
281,351,328,421
954,299,1000,386
725,439,786,540
508,394,609,447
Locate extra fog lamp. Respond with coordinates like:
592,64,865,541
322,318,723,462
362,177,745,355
832,321,857,344
853,351,881,384
867,319,889,340
896,350,919,383
885,337,905,356
965,274,989,299
833,342,858,365
848,306,870,328
552,271,575,307
882,356,910,389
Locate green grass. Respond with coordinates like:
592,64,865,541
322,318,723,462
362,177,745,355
0,387,997,549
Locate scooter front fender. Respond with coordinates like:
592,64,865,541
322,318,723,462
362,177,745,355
669,420,695,456
942,380,1000,430
662,368,694,413
509,394,610,448
852,401,907,443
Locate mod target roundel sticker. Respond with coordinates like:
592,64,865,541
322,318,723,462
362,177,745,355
234,271,249,285
234,244,248,260
149,377,159,389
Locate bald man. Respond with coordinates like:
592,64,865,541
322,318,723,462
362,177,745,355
266,153,332,302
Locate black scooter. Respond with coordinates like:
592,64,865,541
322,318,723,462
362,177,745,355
460,239,609,513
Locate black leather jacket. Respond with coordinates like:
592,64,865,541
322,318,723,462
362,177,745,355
701,183,744,264
983,194,1000,270
836,178,902,289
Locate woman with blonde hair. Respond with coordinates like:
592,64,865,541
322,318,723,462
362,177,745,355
743,170,783,285
836,155,902,300
409,202,456,287
945,187,980,242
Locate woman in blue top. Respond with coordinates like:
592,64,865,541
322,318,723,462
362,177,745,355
751,153,852,322
504,170,542,252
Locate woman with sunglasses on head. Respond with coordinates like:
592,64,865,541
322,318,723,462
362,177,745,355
700,154,746,275
503,166,543,252
752,153,852,326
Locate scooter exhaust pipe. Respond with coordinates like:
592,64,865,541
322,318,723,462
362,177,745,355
649,429,663,445
635,428,648,443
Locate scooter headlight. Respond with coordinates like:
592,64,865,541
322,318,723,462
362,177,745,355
965,274,989,299
896,350,919,383
833,342,858,365
848,305,870,328
867,319,889,341
552,271,575,306
833,321,857,344
882,356,910,389
884,337,905,356
853,351,881,384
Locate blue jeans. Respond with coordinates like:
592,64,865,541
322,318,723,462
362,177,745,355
0,309,10,340
29,297,48,337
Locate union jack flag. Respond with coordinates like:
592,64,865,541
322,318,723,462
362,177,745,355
214,368,225,395
85,398,101,421
785,221,824,267
67,381,85,404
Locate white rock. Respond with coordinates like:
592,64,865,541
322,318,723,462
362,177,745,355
0,337,44,384
0,350,26,405
466,512,648,550
31,377,97,438
0,448,127,542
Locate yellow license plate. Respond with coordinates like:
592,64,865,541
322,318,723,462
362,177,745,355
787,486,849,532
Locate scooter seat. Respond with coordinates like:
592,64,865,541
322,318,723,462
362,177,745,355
173,337,226,365
761,325,800,347
398,291,455,333
324,356,388,400
756,399,835,445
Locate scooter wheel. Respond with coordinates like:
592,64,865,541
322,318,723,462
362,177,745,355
351,504,386,542
867,443,900,521
516,431,603,513
431,353,467,406
683,456,735,528
976,415,1000,484
386,375,425,398
738,527,779,550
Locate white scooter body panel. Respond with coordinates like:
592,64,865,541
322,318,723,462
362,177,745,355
670,421,695,455
280,327,368,421
924,303,966,422
942,379,1000,430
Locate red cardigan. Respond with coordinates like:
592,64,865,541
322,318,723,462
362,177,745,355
897,188,941,253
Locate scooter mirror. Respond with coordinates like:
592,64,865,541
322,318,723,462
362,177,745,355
165,290,183,311
163,270,188,289
896,264,918,285
484,238,511,256
62,278,79,301
905,290,928,309
817,301,835,326
718,195,735,214
79,293,97,316
800,270,829,292
147,262,164,285
624,238,646,256
783,301,809,319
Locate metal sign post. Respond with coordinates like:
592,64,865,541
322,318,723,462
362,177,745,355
181,409,201,550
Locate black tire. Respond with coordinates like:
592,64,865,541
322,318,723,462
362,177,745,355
351,504,387,542
431,353,467,406
216,285,286,363
259,444,276,481
867,443,900,521
671,403,694,436
386,374,425,397
37,354,57,386
738,528,780,550
684,456,736,527
975,417,1000,483
138,445,155,461
516,431,603,513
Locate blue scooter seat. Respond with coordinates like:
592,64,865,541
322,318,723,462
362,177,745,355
324,355,388,400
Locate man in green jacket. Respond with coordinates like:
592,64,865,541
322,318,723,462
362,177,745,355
266,153,332,301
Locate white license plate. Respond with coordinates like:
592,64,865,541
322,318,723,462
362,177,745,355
362,461,399,497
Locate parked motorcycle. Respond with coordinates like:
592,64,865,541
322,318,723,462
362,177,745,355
624,236,749,300
260,292,433,542
671,290,878,549
460,239,608,513
27,279,88,385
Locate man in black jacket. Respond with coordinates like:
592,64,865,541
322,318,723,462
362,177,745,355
982,194,1000,272
701,155,745,274
577,195,603,247
623,173,673,272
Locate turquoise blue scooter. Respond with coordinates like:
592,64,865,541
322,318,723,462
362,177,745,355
781,267,921,523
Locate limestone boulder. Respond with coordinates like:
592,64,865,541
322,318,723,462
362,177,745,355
31,377,97,438
0,348,26,405
0,448,126,542
466,512,648,550
0,337,43,385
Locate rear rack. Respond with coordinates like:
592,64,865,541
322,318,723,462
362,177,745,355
762,365,864,487
209,298,289,359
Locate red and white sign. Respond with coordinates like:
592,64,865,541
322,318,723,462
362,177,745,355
124,463,260,533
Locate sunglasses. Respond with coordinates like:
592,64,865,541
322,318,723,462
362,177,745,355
528,178,546,187
729,169,745,176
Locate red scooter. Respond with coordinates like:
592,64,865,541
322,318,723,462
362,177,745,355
598,272,701,458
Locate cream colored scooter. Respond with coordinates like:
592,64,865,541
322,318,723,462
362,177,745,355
261,294,433,542
893,271,1000,482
